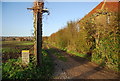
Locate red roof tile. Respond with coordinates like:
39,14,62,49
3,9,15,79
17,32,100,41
81,0,119,20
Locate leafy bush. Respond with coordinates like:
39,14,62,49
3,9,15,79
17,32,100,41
92,34,119,71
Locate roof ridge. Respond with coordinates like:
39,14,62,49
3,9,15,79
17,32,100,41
101,0,107,10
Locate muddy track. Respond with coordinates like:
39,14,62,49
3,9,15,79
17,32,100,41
45,46,119,79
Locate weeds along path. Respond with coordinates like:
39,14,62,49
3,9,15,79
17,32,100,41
43,43,119,79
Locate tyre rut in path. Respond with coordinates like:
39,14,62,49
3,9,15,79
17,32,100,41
46,47,119,79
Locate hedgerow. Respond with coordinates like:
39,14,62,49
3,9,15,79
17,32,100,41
48,9,119,72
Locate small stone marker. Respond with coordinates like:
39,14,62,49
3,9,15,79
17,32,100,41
22,50,29,65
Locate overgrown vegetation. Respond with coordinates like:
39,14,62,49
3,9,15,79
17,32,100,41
47,9,120,72
2,49,53,80
2,41,54,79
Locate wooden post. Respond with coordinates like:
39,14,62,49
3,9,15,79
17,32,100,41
27,1,49,67
36,12,43,66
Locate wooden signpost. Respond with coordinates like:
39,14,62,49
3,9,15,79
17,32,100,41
22,50,29,65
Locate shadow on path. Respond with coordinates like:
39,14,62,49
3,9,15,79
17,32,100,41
44,46,118,79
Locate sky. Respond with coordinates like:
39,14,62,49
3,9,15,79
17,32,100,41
1,2,100,37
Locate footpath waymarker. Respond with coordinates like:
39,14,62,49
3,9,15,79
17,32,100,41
22,50,29,65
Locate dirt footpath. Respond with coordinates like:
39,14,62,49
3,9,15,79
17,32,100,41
46,47,119,79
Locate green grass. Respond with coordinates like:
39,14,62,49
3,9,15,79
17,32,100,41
54,44,92,60
2,41,21,44
67,50,85,57
2,49,54,80
2,41,34,61
16,42,34,46
2,48,20,54
45,48,67,62
54,52,67,62
59,56,67,62
2,41,34,46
